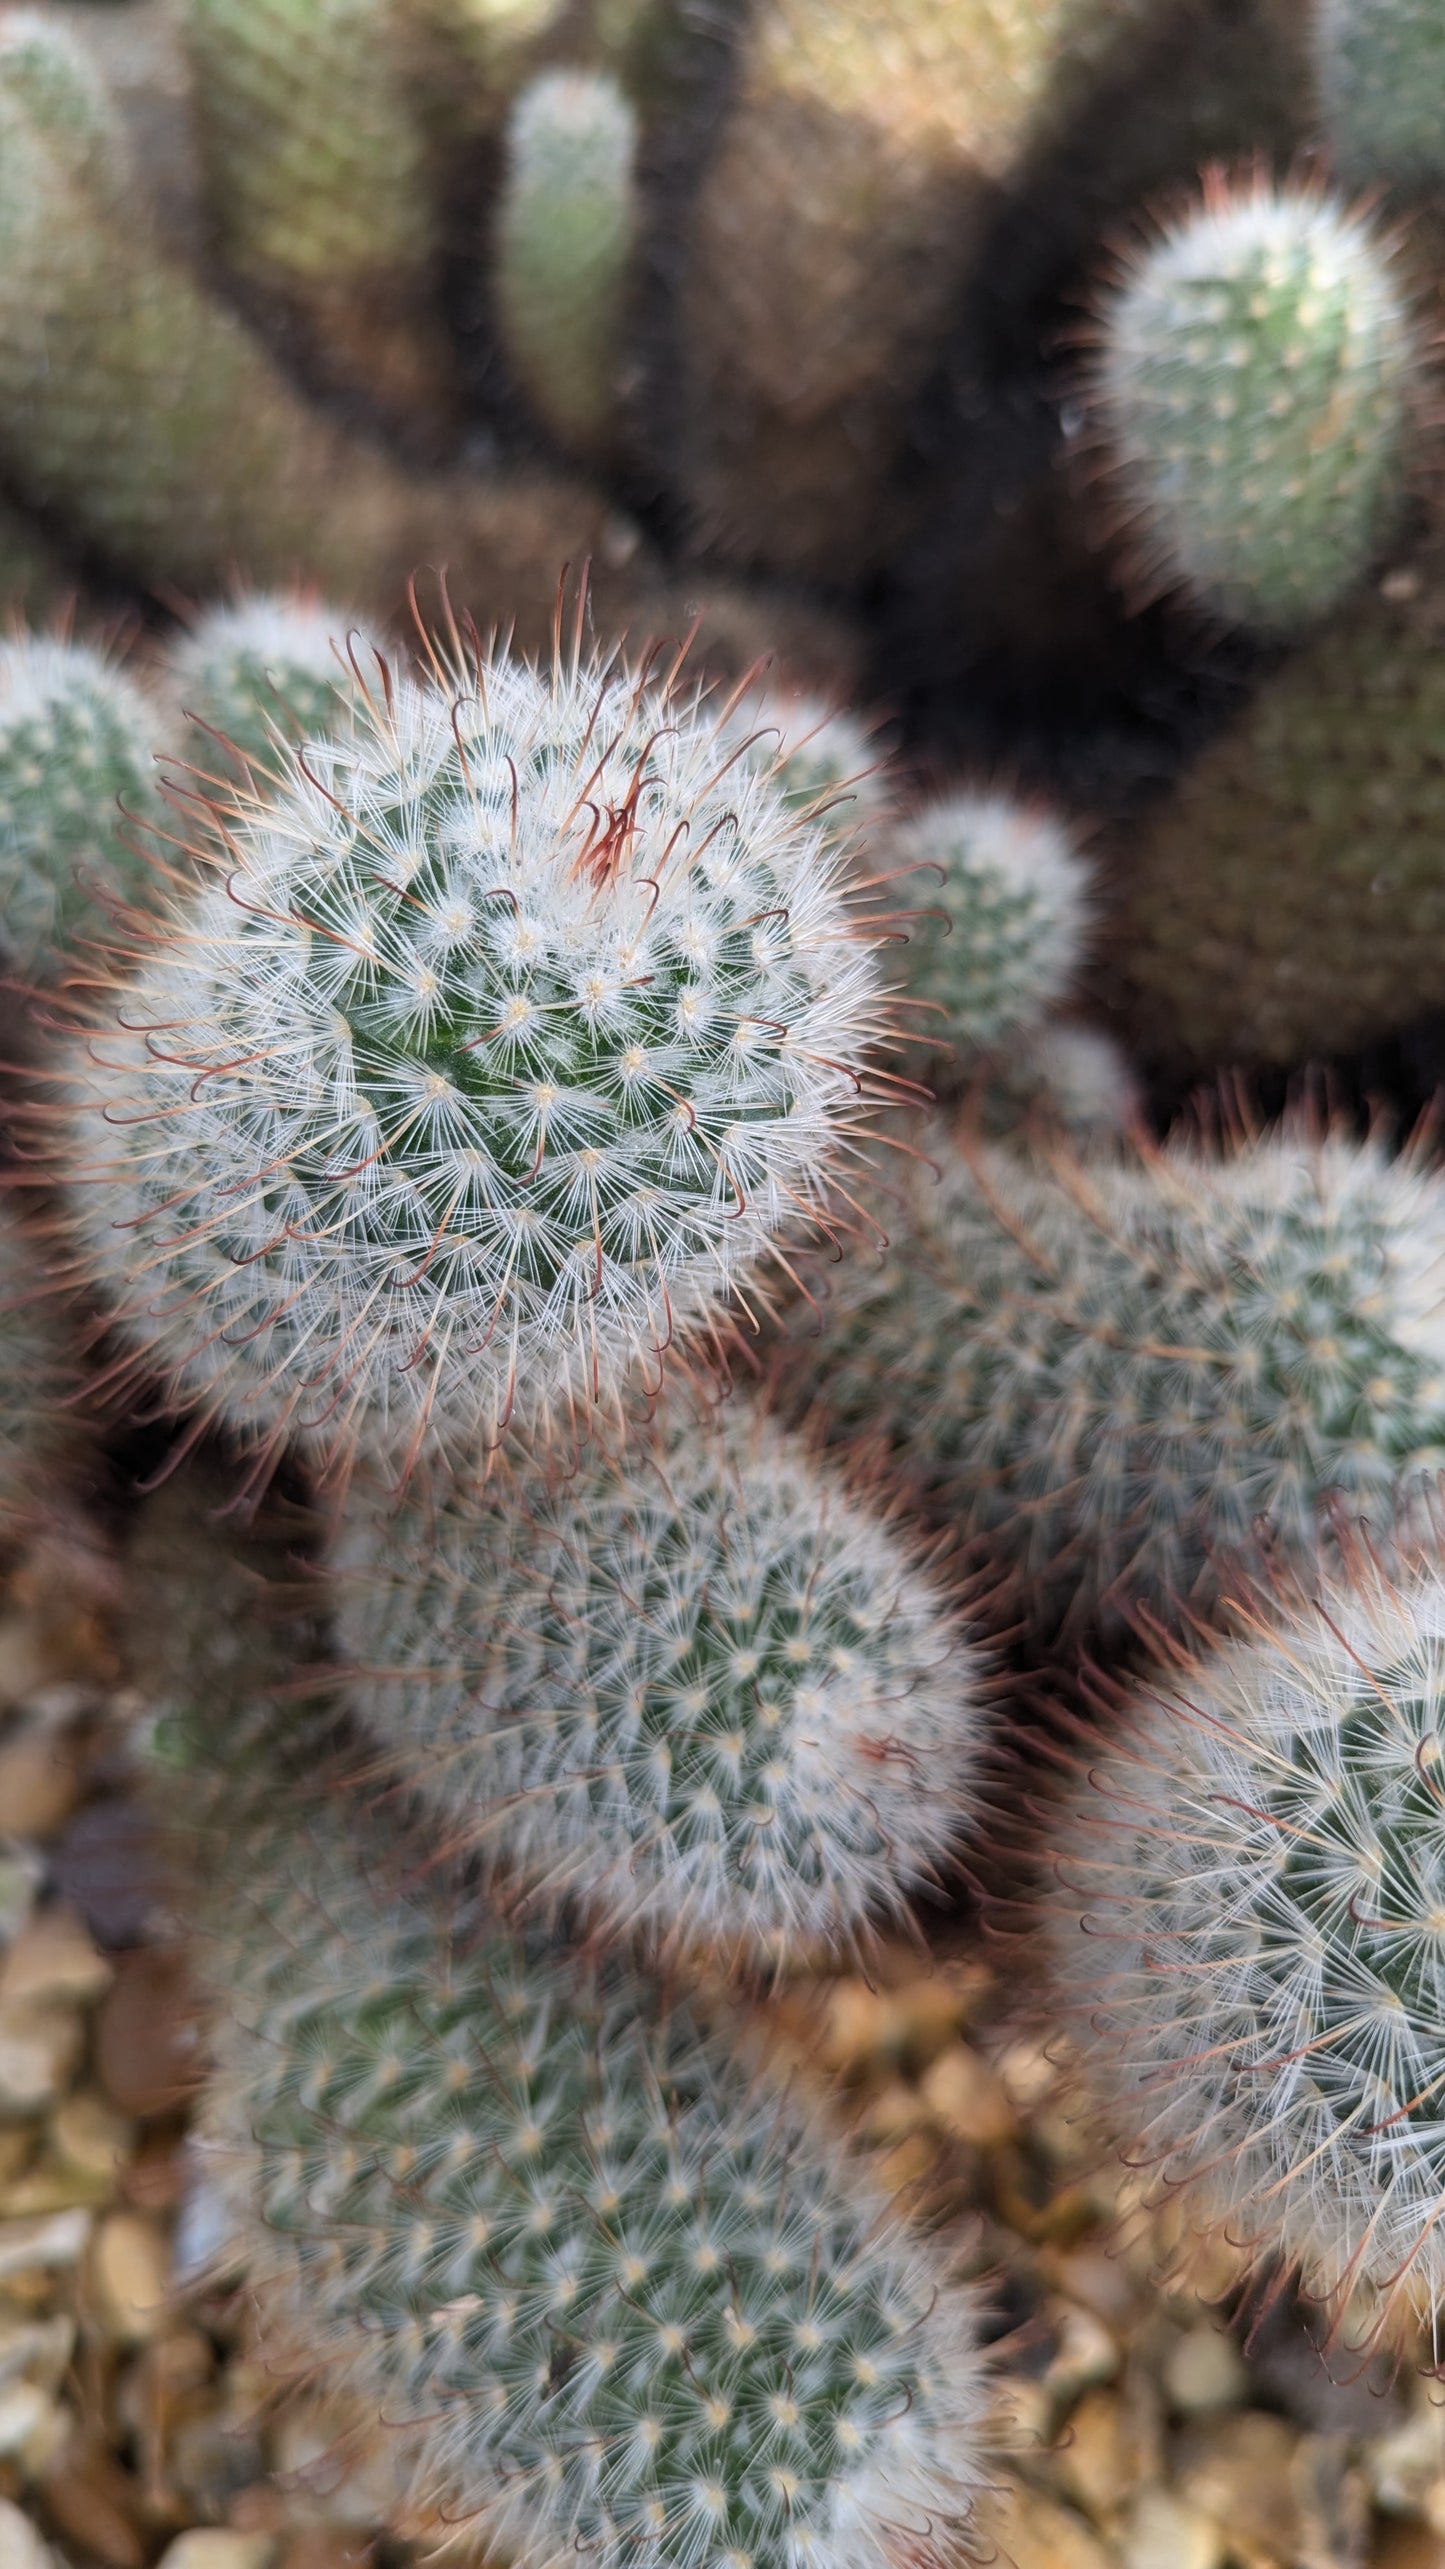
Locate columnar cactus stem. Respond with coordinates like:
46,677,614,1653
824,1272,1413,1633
495,69,640,456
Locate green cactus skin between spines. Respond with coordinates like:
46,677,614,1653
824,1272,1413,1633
795,1123,1445,1642
1046,1544,1445,2359
894,790,1092,1066
1095,175,1416,631
335,1384,982,1972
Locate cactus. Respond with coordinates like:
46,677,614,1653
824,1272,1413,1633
726,689,889,843
60,628,888,1483
0,1204,74,1543
895,789,1092,1066
149,1658,990,2569
165,592,380,786
1045,1541,1445,2355
982,1019,1139,1142
184,0,456,442
0,44,674,655
796,1122,1445,1641
0,10,129,198
1113,541,1445,1068
494,70,640,456
1316,0,1445,192
0,638,160,974
335,1385,980,1971
1094,175,1416,631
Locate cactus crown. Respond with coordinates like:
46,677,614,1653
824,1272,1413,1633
1047,1545,1445,2355
0,637,159,970
336,1385,981,1970
64,626,887,1479
166,592,377,782
1316,0,1445,191
1096,175,1415,629
895,789,1092,1061
495,68,640,450
805,1125,1445,1638
165,1670,989,2569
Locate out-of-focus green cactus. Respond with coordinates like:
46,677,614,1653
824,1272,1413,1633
1316,0,1445,191
0,637,159,973
896,788,1093,1066
184,0,457,443
494,69,639,455
1094,175,1416,631
164,591,379,784
1114,541,1445,1068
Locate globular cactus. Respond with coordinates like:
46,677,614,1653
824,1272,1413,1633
60,628,888,1483
0,23,668,654
796,1122,1445,1642
895,789,1092,1067
1093,174,1416,631
981,1019,1139,1143
727,689,889,840
0,638,160,974
184,0,456,444
1045,1542,1445,2356
164,592,380,785
1316,0,1445,192
335,1385,981,1972
157,1671,990,2569
494,69,640,457
0,1204,75,1543
1114,538,1445,1069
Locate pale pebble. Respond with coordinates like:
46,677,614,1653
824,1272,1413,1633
1118,2487,1224,2569
0,2207,90,2282
0,1909,110,2009
154,2534,277,2569
0,2003,83,2122
0,2499,54,2569
1164,2321,1249,2417
88,2211,171,2346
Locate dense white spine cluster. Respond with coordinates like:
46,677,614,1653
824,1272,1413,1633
1096,177,1415,629
894,790,1092,1061
0,636,159,970
1046,1548,1445,2355
62,634,887,1481
336,1385,981,1969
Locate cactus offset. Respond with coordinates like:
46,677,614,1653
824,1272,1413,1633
61,627,888,1482
896,789,1092,1066
1094,175,1416,630
1046,1542,1445,2358
0,1204,76,1544
165,593,380,786
336,1385,981,1971
1316,0,1445,191
0,639,160,974
797,1122,1445,1641
495,70,640,456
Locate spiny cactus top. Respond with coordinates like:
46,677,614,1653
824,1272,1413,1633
1316,0,1445,190
801,1124,1445,1640
0,638,159,974
1096,176,1415,629
495,69,640,454
62,632,888,1479
336,1387,981,1972
1047,1546,1445,2357
165,1674,990,2569
166,592,377,784
895,789,1091,1064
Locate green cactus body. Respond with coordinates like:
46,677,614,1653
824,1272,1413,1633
335,1388,980,1970
1047,1547,1445,2354
979,1020,1138,1142
0,1205,72,1542
0,639,160,973
0,10,130,198
165,593,381,785
895,790,1092,1064
726,690,888,846
495,70,639,455
62,636,885,1482
1316,0,1445,191
150,1659,989,2567
1096,177,1415,630
799,1124,1445,1640
185,0,456,440
1115,548,1445,1068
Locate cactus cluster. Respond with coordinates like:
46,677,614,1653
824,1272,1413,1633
13,0,1445,2549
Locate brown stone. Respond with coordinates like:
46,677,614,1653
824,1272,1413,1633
0,1910,110,2010
919,2042,1017,2146
1373,2524,1445,2568
976,2481,1113,2569
95,1949,203,2119
0,1734,82,1842
1177,2410,1303,2565
38,2441,146,2569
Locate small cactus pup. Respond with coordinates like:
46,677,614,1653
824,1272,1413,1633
980,1019,1139,1143
335,1383,982,1974
894,789,1093,1072
1316,0,1445,192
1093,173,1417,630
163,592,382,787
726,687,891,841
0,638,160,976
60,621,890,1485
0,1201,78,1545
160,1672,991,2569
183,0,457,447
494,68,640,457
1045,1541,1445,2360
797,1121,1445,1644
